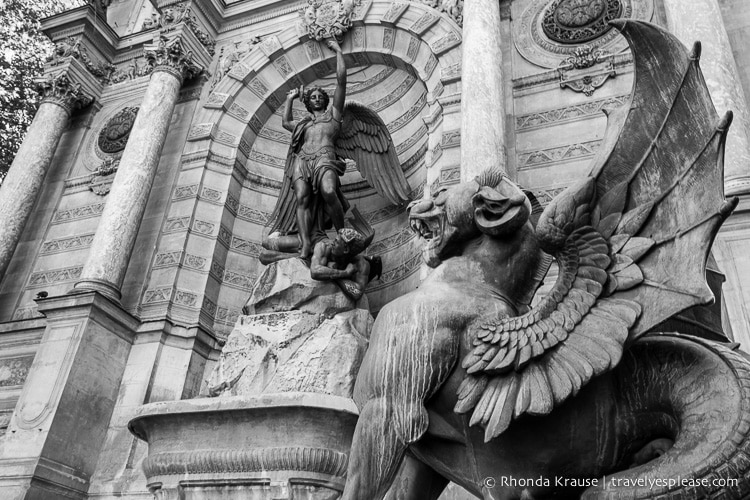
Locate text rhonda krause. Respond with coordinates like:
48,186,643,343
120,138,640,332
483,476,740,489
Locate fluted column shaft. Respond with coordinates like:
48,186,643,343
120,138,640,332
460,0,507,180
75,36,202,300
663,0,750,195
0,74,91,279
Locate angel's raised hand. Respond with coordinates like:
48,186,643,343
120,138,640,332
286,86,301,101
326,38,342,53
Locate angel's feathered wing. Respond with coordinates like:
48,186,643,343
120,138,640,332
456,20,738,442
336,102,411,205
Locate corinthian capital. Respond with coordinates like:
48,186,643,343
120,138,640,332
144,35,204,84
36,72,94,114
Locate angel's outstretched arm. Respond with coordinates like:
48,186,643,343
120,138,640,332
282,87,301,132
328,39,346,120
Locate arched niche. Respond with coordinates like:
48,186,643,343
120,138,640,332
188,1,462,315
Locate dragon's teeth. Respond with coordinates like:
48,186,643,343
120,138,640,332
408,217,440,241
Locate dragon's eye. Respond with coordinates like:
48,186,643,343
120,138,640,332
433,187,449,205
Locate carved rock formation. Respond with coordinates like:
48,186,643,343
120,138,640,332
206,258,372,398
243,257,363,317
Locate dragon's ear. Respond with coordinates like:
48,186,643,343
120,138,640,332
473,178,531,236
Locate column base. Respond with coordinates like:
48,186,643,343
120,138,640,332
72,278,122,302
0,292,138,500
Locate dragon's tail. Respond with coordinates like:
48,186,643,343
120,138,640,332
583,334,750,499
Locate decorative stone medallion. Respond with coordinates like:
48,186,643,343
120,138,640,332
542,0,623,44
300,0,360,41
514,0,653,68
97,106,138,154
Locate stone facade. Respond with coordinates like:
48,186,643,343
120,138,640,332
0,0,749,498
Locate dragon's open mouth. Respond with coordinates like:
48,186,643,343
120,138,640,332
410,215,444,248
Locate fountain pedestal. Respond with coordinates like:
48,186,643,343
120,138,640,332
129,259,372,499
129,393,358,499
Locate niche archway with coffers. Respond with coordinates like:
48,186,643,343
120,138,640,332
167,1,463,337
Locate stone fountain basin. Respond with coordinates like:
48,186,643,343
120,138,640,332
129,392,358,499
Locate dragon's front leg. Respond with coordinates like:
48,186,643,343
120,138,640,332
340,396,409,500
343,301,459,499
384,454,449,500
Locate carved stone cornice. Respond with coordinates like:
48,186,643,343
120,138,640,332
36,72,93,114
41,4,118,67
144,35,205,84
47,36,115,85
157,1,216,55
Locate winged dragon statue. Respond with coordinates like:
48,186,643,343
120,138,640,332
340,21,750,500
264,38,410,262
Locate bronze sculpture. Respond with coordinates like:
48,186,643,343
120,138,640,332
261,206,382,299
309,228,372,301
267,38,410,260
341,21,750,499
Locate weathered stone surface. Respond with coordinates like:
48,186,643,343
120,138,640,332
0,292,137,499
75,70,183,300
244,258,366,317
460,0,506,181
207,307,371,398
129,393,358,500
0,102,73,279
208,260,373,398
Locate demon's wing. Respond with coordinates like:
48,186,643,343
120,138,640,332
456,21,738,441
336,102,411,205
346,205,376,249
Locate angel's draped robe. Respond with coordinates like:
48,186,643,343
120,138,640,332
269,110,351,244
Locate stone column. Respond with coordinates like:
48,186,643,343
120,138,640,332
0,73,92,279
460,0,507,181
74,36,203,301
663,0,750,196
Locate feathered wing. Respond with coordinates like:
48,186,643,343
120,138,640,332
456,20,738,442
336,102,411,205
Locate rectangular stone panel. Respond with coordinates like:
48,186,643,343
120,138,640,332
430,31,461,56
204,92,233,109
409,12,439,35
381,2,408,25
352,0,373,22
